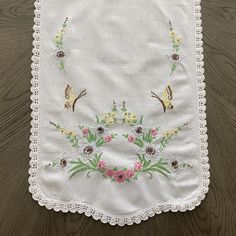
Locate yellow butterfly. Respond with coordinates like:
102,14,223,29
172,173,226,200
64,84,87,112
151,85,174,113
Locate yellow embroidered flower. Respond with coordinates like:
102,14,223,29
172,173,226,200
60,128,66,134
163,131,170,138
163,128,178,138
111,111,116,117
176,38,181,45
130,112,137,119
102,113,109,119
169,31,175,38
69,131,77,137
124,112,137,125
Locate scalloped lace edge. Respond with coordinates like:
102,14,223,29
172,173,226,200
29,0,210,226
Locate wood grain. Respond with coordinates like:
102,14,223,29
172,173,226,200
0,0,236,235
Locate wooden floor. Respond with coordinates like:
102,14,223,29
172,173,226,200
0,0,236,235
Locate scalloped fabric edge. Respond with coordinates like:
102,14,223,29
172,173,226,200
29,0,210,226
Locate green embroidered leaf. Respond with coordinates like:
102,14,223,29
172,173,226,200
87,129,97,142
96,137,105,147
96,115,100,124
147,168,169,177
139,115,143,125
69,166,94,178
51,160,58,167
134,138,144,148
86,169,96,177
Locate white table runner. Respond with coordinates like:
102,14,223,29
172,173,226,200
29,0,209,226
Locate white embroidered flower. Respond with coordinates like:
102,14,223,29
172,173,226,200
92,124,108,136
76,141,101,162
138,143,159,160
165,51,185,76
131,125,147,136
53,47,71,60
47,152,73,171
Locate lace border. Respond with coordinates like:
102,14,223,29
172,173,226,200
29,0,210,226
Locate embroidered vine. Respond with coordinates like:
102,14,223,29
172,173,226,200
47,102,192,183
169,21,182,76
54,17,69,71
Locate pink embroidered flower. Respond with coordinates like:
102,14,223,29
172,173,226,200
97,160,105,169
126,169,135,178
150,128,158,137
114,170,127,183
104,134,112,142
105,169,114,177
134,162,142,171
127,135,135,142
81,127,89,136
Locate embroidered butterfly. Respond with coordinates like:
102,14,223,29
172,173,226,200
64,84,87,112
151,85,174,113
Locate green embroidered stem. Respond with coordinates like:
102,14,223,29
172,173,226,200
170,62,177,76
134,154,170,179
54,17,69,71
134,137,144,148
169,21,181,76
142,129,155,143
55,18,68,49
159,123,188,151
87,129,97,143
69,154,102,178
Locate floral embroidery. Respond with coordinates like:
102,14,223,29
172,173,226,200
169,21,182,76
96,101,118,126
53,17,69,71
50,121,117,155
50,122,79,148
151,85,173,113
95,101,143,127
121,101,143,126
47,102,192,183
46,152,72,171
64,84,87,112
168,155,193,172
67,153,171,182
123,119,187,161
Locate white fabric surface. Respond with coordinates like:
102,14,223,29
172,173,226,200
29,0,209,226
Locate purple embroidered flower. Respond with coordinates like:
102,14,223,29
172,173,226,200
56,50,65,58
135,126,143,134
171,53,180,61
97,126,105,134
83,145,94,155
145,146,156,156
60,158,67,167
171,160,178,169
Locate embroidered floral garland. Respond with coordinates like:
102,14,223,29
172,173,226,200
47,102,192,183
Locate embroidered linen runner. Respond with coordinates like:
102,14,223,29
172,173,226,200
29,0,209,226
